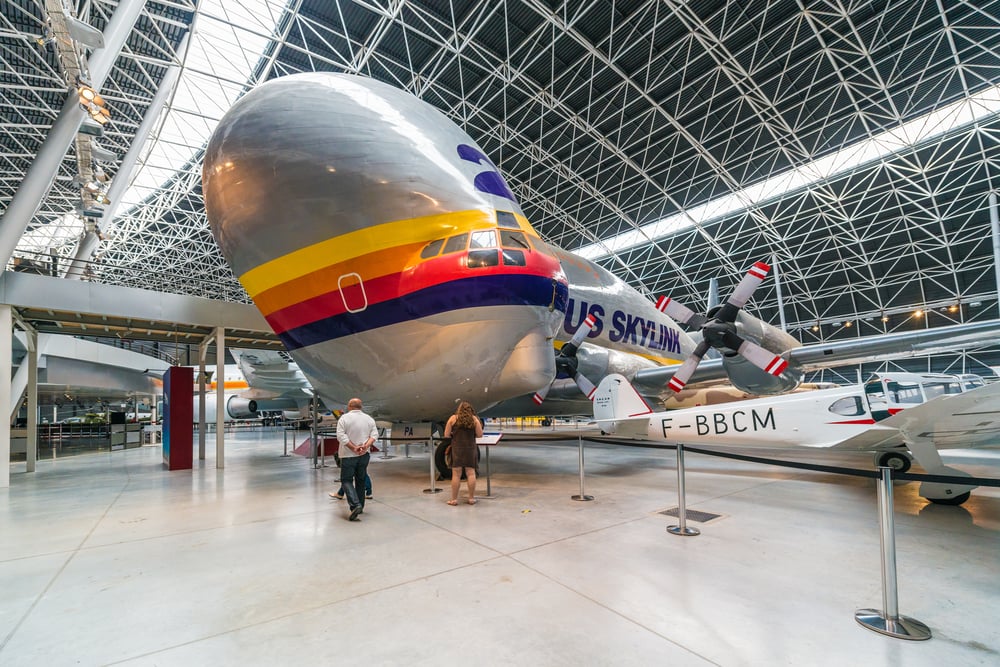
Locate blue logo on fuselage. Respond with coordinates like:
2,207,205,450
564,299,681,354
458,144,517,202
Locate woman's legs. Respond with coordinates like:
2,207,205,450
465,467,477,503
449,467,461,505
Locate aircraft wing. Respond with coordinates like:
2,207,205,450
230,348,313,397
631,318,1000,397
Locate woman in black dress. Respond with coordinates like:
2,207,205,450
444,401,484,505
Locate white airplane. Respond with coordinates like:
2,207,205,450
201,73,1000,437
594,371,999,505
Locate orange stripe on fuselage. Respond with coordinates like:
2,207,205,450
253,242,424,316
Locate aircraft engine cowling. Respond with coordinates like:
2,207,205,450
575,344,659,382
716,312,802,394
226,396,259,419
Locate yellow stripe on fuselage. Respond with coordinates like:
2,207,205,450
241,209,536,298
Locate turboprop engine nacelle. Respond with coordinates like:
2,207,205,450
194,394,260,422
718,312,802,394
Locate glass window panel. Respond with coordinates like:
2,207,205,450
420,239,444,259
467,250,499,268
442,234,468,254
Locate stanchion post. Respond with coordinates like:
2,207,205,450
667,444,700,536
379,426,394,459
571,435,594,501
281,429,291,457
855,466,931,640
423,439,442,494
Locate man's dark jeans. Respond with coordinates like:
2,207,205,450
340,452,370,510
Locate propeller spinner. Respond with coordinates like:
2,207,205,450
655,261,788,393
532,313,599,405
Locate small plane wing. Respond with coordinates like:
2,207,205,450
632,318,1000,396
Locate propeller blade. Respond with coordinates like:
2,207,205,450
727,261,770,310
531,381,552,405
567,312,598,348
574,373,597,400
736,339,789,376
666,340,712,392
655,295,697,325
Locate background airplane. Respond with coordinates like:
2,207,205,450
202,72,1000,429
594,371,998,505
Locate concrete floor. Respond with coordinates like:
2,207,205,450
1,429,998,666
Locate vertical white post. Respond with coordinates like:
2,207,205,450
0,304,11,488
990,192,1000,318
215,327,225,469
198,340,207,460
26,328,37,473
771,254,787,331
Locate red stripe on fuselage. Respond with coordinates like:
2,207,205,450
265,250,559,334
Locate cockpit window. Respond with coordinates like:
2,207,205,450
502,249,526,266
442,233,468,254
467,250,499,268
500,230,529,249
496,211,518,228
829,396,864,416
470,230,497,249
420,239,444,259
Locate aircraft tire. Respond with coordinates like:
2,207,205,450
434,441,480,480
928,491,971,506
875,451,911,473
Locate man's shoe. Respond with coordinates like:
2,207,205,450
366,494,373,499
349,506,362,521
329,492,344,500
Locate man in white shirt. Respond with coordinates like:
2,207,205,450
335,397,378,521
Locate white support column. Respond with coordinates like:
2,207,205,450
771,254,787,332
990,192,1000,318
1,304,11,488
198,340,208,461
26,328,37,473
0,0,147,269
215,327,225,469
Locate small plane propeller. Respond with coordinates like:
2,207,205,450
654,261,788,393
532,313,599,405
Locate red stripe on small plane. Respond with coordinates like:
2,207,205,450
668,377,686,392
655,296,669,312
765,357,788,375
583,313,597,329
586,388,596,400
628,410,653,417
749,261,770,279
828,419,877,425
532,393,544,405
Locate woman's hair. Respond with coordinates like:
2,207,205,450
454,400,478,429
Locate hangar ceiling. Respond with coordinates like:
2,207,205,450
3,0,1000,377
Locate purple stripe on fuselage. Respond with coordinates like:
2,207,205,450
277,274,569,350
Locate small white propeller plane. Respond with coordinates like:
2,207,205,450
594,371,1000,505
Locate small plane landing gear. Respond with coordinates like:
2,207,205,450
875,451,911,473
927,491,971,506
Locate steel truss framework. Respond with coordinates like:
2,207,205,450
2,0,1000,376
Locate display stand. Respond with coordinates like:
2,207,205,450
475,433,503,499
